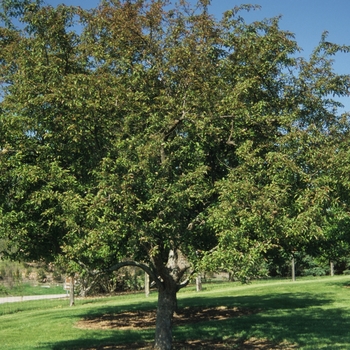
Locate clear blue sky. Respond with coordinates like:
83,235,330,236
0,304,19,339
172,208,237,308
46,0,350,111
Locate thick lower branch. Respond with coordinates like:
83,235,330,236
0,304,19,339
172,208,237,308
108,260,161,287
75,259,161,288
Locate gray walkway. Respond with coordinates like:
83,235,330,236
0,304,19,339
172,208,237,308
0,294,68,304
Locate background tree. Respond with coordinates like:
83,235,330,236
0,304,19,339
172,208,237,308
1,1,350,349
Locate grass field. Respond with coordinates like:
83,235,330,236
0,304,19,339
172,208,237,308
1,275,350,349
0,282,66,297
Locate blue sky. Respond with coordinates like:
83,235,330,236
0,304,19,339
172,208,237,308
46,0,350,111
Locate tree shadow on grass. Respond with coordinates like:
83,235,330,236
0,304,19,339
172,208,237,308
46,332,154,350
43,292,350,349
329,279,350,289
178,291,330,310
175,293,350,348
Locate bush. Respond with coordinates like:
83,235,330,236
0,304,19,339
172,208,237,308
302,266,327,277
0,284,9,296
52,269,63,282
300,255,328,277
76,267,146,297
37,268,47,283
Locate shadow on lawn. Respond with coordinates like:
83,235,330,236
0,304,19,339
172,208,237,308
44,292,350,349
48,330,155,350
176,293,350,348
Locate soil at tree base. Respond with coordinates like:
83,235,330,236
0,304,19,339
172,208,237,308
76,306,297,349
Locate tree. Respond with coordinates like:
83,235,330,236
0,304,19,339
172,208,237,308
1,1,350,349
202,33,350,280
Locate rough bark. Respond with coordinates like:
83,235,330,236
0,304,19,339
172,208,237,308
153,282,178,350
92,250,191,349
153,249,191,350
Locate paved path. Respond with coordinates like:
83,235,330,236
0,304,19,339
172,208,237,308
0,294,68,304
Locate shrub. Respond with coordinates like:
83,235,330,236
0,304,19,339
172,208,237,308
37,268,47,283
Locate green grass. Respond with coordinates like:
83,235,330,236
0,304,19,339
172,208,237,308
1,276,350,349
0,283,66,297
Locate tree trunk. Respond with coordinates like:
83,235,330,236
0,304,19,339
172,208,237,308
145,272,150,297
291,256,296,282
153,283,177,350
330,261,334,276
196,274,202,292
152,248,190,349
69,275,75,307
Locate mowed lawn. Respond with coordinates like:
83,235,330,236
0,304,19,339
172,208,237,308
1,275,350,349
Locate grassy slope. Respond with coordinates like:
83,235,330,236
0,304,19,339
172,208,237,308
1,276,350,349
0,283,67,297
177,276,350,349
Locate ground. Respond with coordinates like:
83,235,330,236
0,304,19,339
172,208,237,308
76,306,297,349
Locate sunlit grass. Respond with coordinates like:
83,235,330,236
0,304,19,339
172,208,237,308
0,282,66,297
1,275,350,349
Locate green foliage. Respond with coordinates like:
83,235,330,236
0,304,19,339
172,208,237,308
0,282,65,297
76,267,145,296
0,260,23,288
36,268,47,283
122,269,145,291
0,259,65,294
298,254,328,277
0,284,9,295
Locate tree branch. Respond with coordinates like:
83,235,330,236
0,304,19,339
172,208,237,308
177,269,196,291
161,113,185,163
107,260,161,287
74,259,162,289
163,117,184,141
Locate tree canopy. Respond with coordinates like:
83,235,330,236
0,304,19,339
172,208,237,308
1,1,350,348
